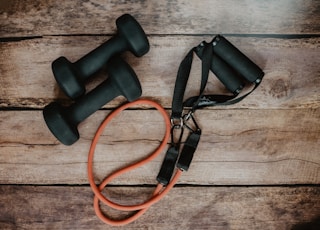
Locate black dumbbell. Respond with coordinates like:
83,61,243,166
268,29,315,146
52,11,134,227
43,56,142,145
52,14,149,99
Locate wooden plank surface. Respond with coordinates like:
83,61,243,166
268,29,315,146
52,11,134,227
0,36,319,109
0,0,319,229
0,109,318,185
0,186,319,229
0,0,319,36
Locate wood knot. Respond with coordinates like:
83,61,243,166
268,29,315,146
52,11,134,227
269,72,291,99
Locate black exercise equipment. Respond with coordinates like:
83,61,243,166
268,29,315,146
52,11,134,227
43,56,142,145
195,47,244,94
52,14,149,99
157,35,265,185
211,35,264,84
195,35,264,95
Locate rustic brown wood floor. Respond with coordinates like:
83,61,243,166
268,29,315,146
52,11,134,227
0,0,319,229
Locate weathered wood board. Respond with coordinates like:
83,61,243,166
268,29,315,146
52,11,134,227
0,0,319,229
1,0,319,36
0,186,319,229
0,109,319,185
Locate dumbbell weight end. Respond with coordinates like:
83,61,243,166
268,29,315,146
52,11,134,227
52,57,85,99
43,78,123,146
43,102,80,145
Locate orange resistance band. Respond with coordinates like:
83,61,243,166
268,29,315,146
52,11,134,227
88,99,183,226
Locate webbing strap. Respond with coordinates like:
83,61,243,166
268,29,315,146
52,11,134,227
171,42,214,118
156,146,179,185
177,129,201,171
156,43,211,185
183,80,261,109
192,42,213,112
171,49,194,119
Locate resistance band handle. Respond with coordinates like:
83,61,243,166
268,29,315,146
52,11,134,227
212,35,264,83
195,43,244,95
184,35,265,109
177,130,201,171
156,146,179,185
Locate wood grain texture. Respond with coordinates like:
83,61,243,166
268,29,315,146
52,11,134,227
0,185,319,229
0,0,319,228
0,36,319,109
0,109,318,185
0,0,319,36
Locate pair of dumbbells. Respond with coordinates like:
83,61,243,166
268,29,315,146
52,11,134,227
43,14,150,145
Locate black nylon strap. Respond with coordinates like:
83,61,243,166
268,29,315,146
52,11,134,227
171,42,214,118
158,41,221,183
177,130,201,171
171,49,194,119
191,42,213,112
156,146,179,185
183,80,261,109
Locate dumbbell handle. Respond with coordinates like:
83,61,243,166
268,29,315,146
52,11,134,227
67,78,120,125
74,35,127,80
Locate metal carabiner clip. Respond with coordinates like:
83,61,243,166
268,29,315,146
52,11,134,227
170,117,183,129
183,110,201,134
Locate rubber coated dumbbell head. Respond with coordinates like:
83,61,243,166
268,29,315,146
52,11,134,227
44,56,142,145
52,57,84,99
116,14,150,57
43,102,80,145
107,56,142,101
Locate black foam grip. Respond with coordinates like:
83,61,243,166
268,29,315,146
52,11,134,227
195,45,244,94
211,54,245,94
212,35,264,83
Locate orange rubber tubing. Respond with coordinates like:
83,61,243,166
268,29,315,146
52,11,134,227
88,99,182,226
